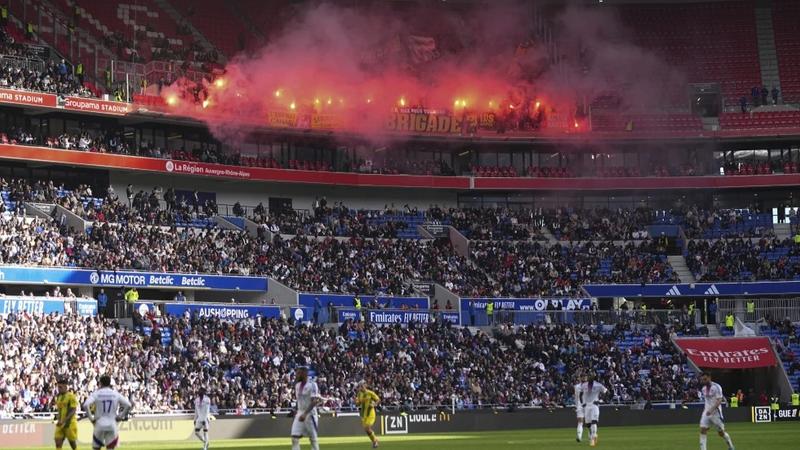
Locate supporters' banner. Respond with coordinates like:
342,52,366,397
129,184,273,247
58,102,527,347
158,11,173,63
0,266,268,291
406,35,439,64
268,111,299,128
299,293,428,310
163,302,281,320
25,44,50,59
0,88,57,107
0,296,97,316
583,282,800,297
673,337,778,369
311,114,343,130
387,112,463,134
63,97,131,115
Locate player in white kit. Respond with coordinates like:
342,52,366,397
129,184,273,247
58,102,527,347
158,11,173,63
698,372,735,450
193,387,212,450
574,373,587,442
83,375,132,450
580,373,607,447
291,366,322,450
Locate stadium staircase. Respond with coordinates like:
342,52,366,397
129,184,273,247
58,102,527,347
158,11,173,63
155,0,226,63
667,255,696,283
774,222,792,240
705,325,722,338
223,1,264,48
540,226,558,244
214,215,245,231
759,325,800,392
755,5,782,97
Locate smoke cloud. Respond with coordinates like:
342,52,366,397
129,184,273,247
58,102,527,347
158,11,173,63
161,1,686,144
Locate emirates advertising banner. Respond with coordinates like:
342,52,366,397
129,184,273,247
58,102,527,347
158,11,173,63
673,337,778,369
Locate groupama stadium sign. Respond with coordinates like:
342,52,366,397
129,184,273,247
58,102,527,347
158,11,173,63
0,88,130,115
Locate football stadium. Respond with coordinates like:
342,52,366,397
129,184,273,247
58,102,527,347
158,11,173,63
0,0,799,449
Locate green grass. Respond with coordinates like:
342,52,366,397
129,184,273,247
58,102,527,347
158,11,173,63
12,423,796,449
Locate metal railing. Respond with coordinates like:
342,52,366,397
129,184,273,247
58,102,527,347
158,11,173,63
718,298,800,324
463,308,694,327
0,54,45,72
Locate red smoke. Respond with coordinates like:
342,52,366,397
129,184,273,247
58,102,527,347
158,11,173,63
161,1,685,141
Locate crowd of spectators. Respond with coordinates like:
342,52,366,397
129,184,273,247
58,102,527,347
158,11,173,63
680,206,773,239
441,207,544,240
469,239,677,298
686,238,800,282
264,236,474,296
0,313,700,415
545,208,653,241
8,174,800,292
0,49,92,97
265,201,410,239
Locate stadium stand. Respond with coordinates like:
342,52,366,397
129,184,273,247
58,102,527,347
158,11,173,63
169,0,243,58
686,238,800,282
0,314,703,414
1,0,799,429
773,0,800,103
761,319,800,392
618,1,761,107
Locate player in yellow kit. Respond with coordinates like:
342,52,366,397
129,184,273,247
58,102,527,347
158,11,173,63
356,382,380,448
54,378,79,450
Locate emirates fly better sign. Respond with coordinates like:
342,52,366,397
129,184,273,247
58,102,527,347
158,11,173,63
673,337,778,369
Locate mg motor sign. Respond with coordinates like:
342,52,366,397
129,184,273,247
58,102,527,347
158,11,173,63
673,337,778,369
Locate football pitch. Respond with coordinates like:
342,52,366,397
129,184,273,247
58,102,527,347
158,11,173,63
5,423,796,449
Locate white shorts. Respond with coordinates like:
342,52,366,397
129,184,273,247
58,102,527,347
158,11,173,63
92,424,119,449
194,418,209,431
576,407,585,420
700,411,725,431
291,414,319,439
583,404,600,423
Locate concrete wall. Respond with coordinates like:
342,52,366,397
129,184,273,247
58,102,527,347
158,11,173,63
109,172,459,212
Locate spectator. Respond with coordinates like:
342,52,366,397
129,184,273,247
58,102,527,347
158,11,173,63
97,289,108,315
